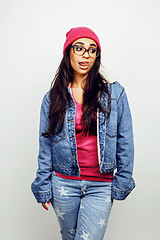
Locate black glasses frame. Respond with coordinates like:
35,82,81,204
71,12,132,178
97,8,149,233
71,45,99,58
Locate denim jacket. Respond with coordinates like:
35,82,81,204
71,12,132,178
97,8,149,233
31,81,135,203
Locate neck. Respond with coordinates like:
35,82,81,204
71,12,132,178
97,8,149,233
72,72,88,88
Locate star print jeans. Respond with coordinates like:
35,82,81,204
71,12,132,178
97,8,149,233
50,171,113,240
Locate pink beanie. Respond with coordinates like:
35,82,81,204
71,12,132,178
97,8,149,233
63,27,101,55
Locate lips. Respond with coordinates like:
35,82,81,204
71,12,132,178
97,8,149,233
79,62,90,69
79,62,89,66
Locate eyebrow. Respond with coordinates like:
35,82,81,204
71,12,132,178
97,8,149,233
74,42,97,47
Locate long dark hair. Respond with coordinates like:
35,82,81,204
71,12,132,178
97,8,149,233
43,44,111,137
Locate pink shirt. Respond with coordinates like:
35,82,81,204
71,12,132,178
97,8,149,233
55,87,113,182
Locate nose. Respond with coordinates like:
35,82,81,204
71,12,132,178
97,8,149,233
83,50,90,58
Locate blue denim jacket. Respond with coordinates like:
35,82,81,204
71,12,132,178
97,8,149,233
31,81,135,203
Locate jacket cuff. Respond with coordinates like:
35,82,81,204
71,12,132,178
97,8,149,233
33,190,52,203
111,181,135,200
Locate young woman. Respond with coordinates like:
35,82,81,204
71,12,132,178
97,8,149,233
31,27,135,240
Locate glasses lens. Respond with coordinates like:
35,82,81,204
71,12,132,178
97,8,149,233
73,45,85,56
89,48,98,57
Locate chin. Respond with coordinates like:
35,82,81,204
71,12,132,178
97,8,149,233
79,70,90,76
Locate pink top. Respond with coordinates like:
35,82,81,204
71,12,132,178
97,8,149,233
55,87,113,182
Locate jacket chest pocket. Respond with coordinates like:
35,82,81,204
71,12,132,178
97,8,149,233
50,131,66,143
106,100,117,138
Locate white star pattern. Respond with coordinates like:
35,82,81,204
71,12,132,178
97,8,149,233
80,231,90,240
55,207,65,220
69,228,76,235
80,181,83,186
98,218,105,228
106,196,111,204
58,186,69,197
81,185,87,194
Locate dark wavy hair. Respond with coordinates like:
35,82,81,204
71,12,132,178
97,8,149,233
43,44,111,137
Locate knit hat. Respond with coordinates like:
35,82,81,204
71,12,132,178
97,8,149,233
63,27,101,55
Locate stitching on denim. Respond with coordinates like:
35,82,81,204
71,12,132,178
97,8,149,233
105,132,117,138
76,198,83,238
53,164,78,170
102,161,116,166
97,108,101,166
117,88,125,104
112,186,130,193
44,91,50,104
111,97,117,101
111,108,117,112
34,190,51,194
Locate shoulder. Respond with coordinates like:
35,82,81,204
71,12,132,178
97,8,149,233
42,90,50,104
40,90,50,113
110,81,125,103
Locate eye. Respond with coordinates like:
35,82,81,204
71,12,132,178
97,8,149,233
89,48,97,53
74,45,83,51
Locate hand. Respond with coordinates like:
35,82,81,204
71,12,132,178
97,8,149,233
41,202,50,211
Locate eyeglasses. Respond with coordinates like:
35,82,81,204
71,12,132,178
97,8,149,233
71,44,99,58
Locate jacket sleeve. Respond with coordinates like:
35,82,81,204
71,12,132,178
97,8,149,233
111,88,135,200
31,93,53,203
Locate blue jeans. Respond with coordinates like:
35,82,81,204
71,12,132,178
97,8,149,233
51,172,113,240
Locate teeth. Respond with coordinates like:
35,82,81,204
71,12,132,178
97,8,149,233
79,62,89,66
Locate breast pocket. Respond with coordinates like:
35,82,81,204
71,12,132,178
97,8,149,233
106,100,117,138
50,131,66,143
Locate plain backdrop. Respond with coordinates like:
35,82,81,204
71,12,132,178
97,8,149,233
0,0,160,239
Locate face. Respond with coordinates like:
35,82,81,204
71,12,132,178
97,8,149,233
70,38,97,77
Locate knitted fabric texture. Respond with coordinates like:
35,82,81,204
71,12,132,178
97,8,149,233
63,27,101,55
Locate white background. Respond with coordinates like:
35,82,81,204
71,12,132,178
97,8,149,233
0,0,160,239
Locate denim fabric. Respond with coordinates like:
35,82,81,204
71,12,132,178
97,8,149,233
31,81,135,203
51,171,113,240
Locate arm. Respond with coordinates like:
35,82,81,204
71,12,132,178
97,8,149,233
31,93,53,203
111,88,135,200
